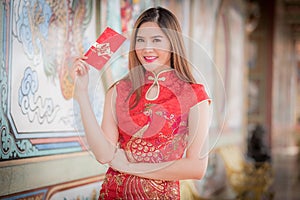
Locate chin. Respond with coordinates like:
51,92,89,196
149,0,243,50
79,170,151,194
142,63,160,72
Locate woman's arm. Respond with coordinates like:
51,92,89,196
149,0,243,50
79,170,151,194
110,100,211,181
73,57,119,164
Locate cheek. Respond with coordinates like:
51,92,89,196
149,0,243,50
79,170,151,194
159,50,171,60
135,50,143,60
161,40,171,51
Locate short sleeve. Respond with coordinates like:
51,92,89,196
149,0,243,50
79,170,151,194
191,83,211,105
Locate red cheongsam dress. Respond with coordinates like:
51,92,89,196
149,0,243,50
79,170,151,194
99,69,210,200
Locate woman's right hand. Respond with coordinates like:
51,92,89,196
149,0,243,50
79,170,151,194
72,56,90,101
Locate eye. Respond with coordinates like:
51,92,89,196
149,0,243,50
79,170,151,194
153,38,161,43
136,38,144,42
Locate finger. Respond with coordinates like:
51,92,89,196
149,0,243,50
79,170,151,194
78,59,90,70
74,57,83,63
80,60,90,71
78,59,87,65
72,60,83,71
76,55,88,61
77,60,88,68
78,61,87,69
81,55,88,60
74,57,87,66
80,64,90,74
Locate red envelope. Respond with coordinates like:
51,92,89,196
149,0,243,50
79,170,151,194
84,27,126,70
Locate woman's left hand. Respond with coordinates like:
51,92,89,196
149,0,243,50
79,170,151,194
109,148,130,172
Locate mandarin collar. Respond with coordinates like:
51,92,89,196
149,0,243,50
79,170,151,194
144,68,174,101
145,68,174,82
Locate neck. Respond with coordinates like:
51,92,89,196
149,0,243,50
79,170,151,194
148,66,173,76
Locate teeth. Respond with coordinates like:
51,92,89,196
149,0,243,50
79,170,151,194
145,56,156,59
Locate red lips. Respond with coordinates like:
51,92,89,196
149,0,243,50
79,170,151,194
144,56,158,63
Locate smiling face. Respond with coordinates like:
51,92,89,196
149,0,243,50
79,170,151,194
135,22,172,74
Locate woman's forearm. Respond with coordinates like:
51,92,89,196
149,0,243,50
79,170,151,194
132,158,207,181
115,157,207,181
77,92,116,164
110,149,208,181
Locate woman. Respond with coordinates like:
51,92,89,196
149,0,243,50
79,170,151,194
73,6,211,200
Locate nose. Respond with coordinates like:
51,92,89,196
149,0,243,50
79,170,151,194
143,47,154,53
143,41,154,51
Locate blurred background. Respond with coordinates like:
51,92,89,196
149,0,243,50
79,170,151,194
0,0,299,199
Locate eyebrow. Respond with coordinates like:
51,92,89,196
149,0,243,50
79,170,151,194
136,35,164,39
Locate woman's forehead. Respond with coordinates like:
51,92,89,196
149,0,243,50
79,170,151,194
137,22,166,37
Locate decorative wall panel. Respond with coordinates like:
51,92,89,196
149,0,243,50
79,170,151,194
0,0,99,161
